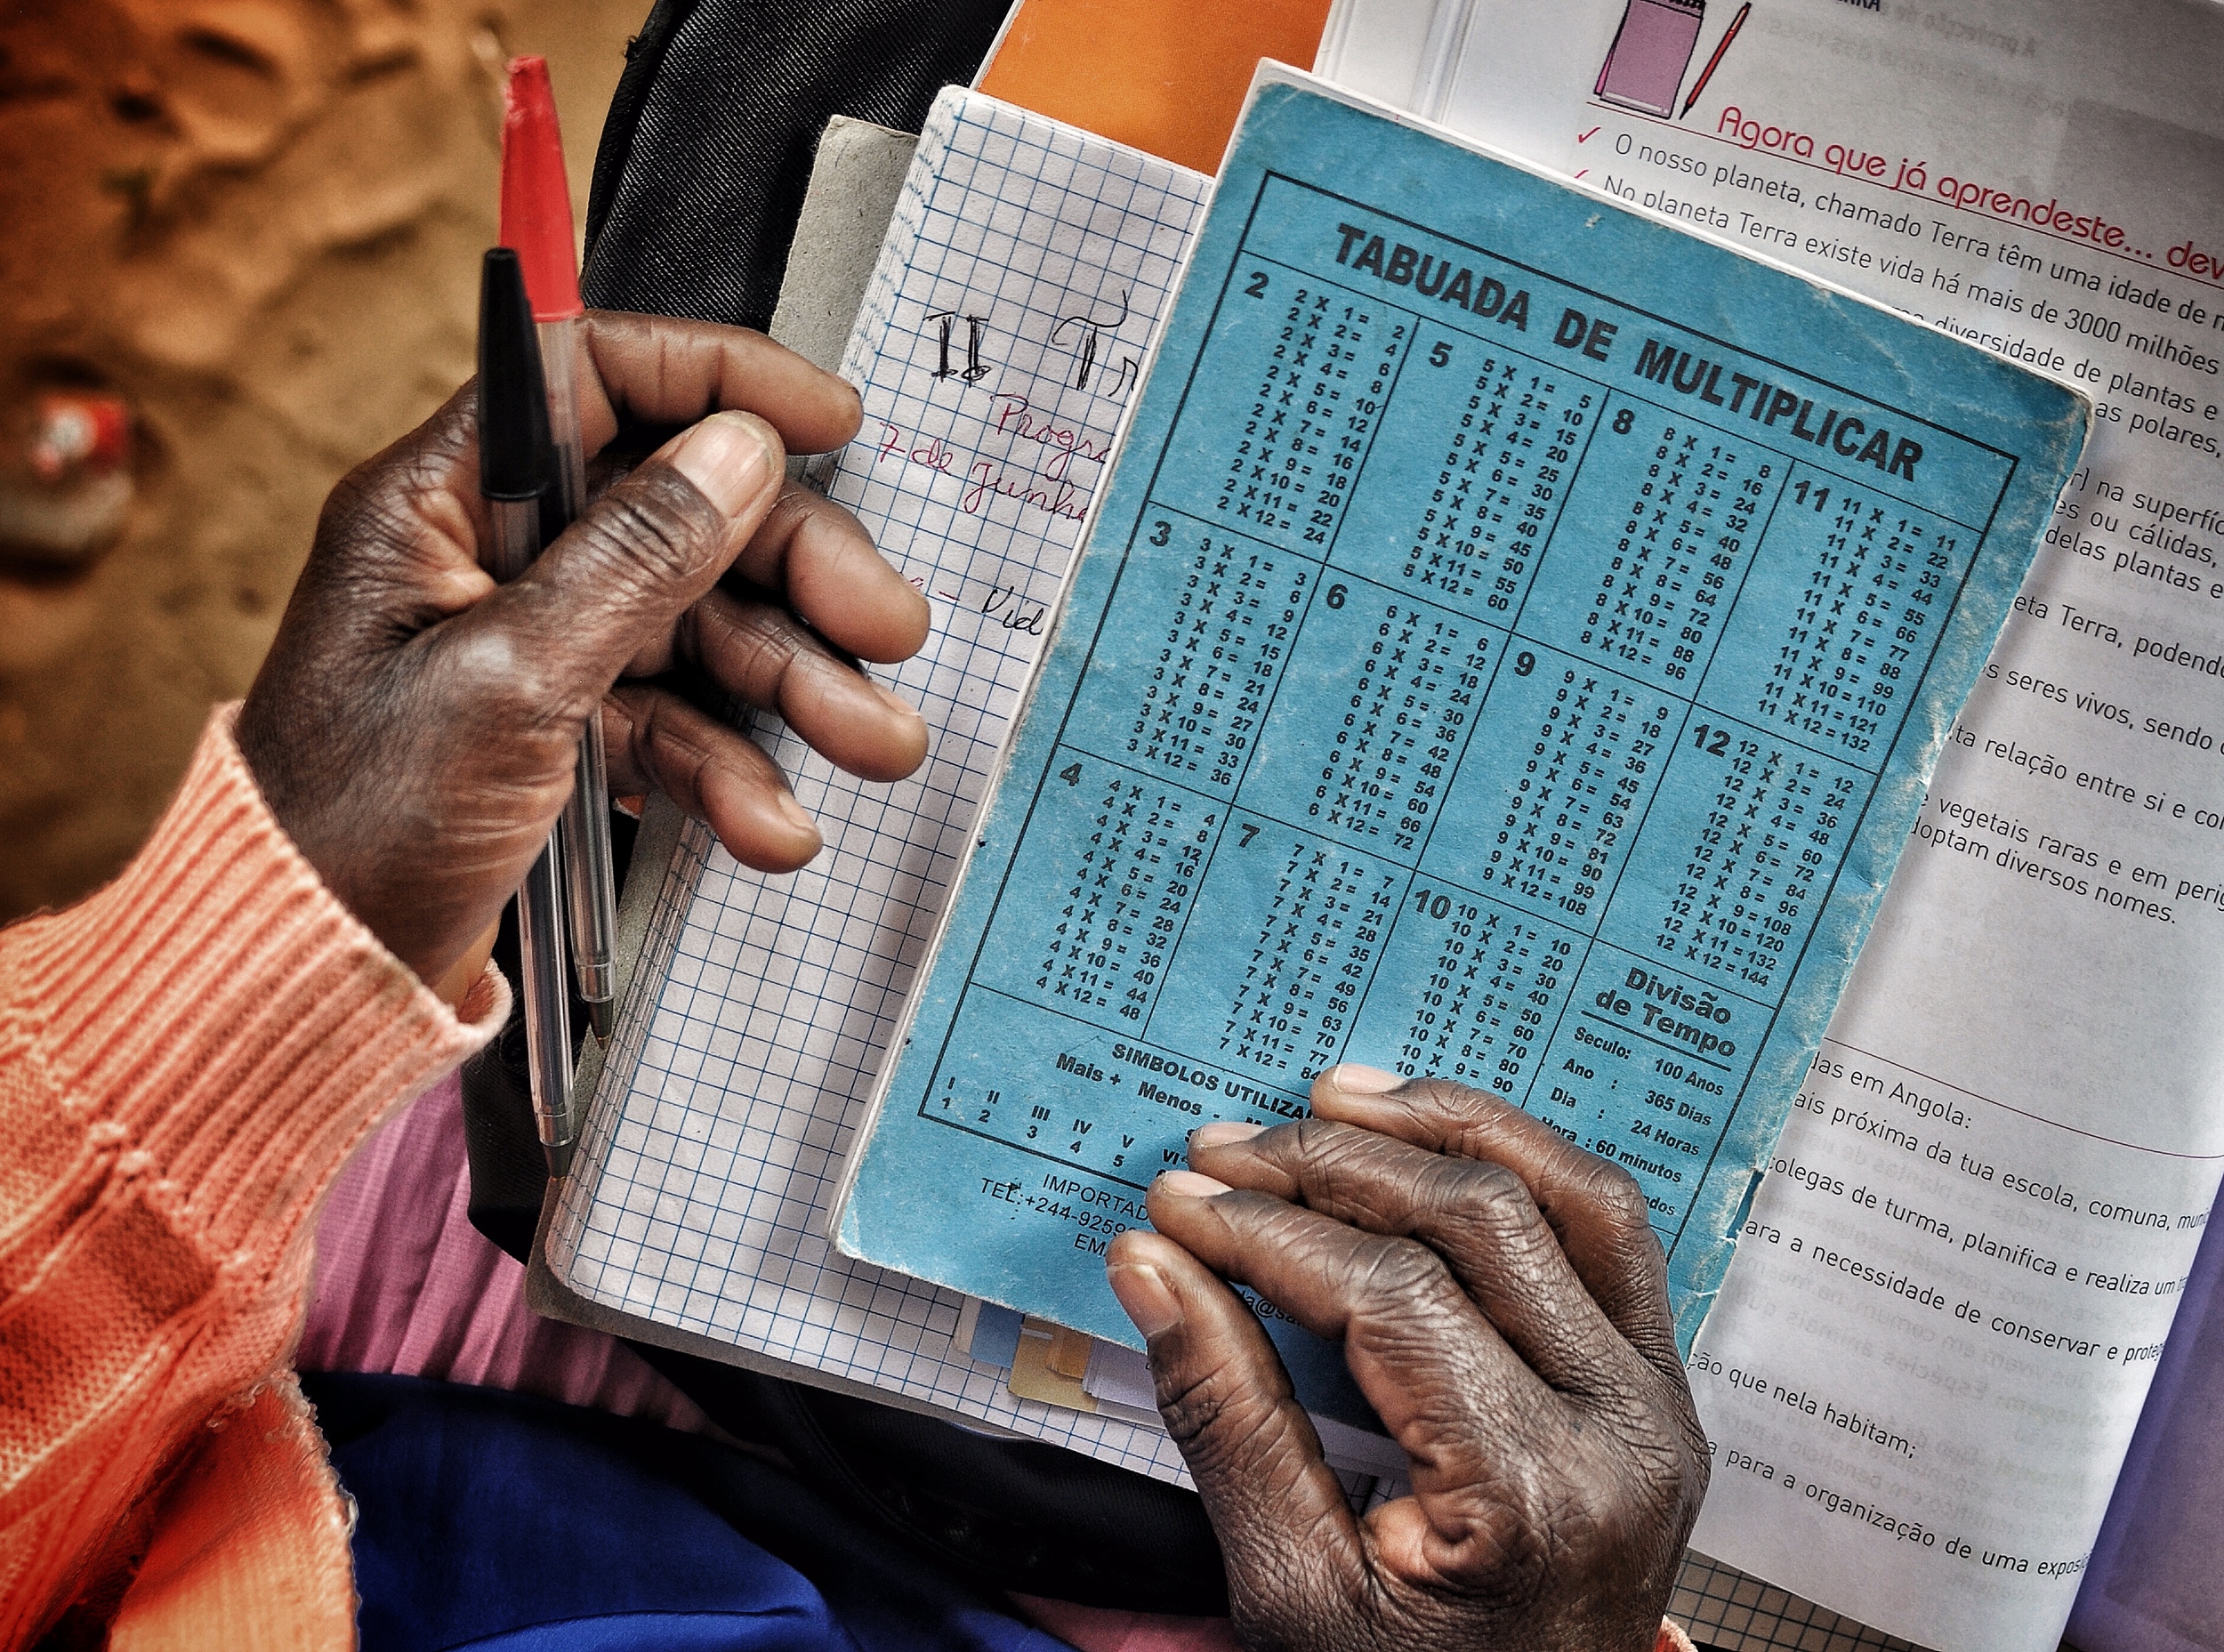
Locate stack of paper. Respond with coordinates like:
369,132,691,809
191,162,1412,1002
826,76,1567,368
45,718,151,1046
529,6,2224,1651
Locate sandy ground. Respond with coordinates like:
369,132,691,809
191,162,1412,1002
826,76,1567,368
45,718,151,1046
0,0,643,920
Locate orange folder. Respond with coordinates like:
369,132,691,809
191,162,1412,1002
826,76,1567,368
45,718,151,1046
978,0,1334,175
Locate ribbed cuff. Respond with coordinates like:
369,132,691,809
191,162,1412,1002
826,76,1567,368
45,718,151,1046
5,705,508,1271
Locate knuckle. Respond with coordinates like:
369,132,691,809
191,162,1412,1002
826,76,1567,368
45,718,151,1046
439,625,588,740
311,463,379,545
1394,1157,1539,1276
1278,1116,1415,1201
445,623,532,695
310,470,415,584
705,600,809,701
656,723,722,798
1155,1358,1290,1482
589,468,721,589
1407,1074,1514,1120
1344,1231,1455,1312
1336,1235,1487,1390
437,623,523,693
1457,1494,1556,1603
626,692,713,783
1574,1152,1653,1235
1279,1114,1359,1170
315,404,471,552
1430,1153,1532,1226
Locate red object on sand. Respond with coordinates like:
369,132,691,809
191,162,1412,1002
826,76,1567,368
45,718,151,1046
499,56,584,321
28,392,131,480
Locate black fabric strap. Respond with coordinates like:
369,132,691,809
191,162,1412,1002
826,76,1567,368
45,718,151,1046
580,0,1011,329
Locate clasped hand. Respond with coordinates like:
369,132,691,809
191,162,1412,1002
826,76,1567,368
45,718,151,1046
235,313,1705,1651
1110,1068,1708,1652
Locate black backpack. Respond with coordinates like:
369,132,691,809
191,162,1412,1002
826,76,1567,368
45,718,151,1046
463,0,1229,1616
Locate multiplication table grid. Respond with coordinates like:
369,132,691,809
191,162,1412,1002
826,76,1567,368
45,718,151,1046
844,80,2067,1356
886,171,2010,1252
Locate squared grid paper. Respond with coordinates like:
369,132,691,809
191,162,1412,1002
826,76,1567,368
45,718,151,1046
1672,1553,1925,1652
544,88,1211,1485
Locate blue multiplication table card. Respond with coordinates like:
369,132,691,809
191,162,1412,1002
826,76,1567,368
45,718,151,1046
836,72,2087,1355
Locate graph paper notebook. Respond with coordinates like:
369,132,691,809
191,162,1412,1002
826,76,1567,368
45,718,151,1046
534,87,1214,1484
832,68,2088,1356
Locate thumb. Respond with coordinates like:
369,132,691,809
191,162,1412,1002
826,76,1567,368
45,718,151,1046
459,410,785,715
1106,1229,1363,1610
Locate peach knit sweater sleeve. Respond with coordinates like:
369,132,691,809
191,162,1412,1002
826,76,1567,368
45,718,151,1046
0,706,506,1650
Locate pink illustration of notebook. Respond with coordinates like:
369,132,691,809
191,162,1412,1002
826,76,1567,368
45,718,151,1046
1596,0,1705,117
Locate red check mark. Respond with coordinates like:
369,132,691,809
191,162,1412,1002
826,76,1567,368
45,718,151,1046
1578,125,1601,143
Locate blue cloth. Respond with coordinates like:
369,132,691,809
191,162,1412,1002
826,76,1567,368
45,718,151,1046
300,1373,1077,1652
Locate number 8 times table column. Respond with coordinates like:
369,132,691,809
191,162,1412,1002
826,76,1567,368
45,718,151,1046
931,175,1998,1256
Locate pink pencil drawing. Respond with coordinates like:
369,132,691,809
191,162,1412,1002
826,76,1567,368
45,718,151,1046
1595,0,1707,118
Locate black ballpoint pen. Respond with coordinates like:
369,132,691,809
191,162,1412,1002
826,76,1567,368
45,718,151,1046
478,246,576,1180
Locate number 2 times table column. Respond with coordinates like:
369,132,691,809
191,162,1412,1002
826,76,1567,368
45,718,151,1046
917,172,2019,1258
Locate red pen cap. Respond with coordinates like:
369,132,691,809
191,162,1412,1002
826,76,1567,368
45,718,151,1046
500,56,584,321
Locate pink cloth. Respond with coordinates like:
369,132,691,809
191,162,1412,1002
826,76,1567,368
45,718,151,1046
299,1073,712,1434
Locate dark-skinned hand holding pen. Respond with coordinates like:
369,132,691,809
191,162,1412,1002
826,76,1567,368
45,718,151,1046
233,311,931,1014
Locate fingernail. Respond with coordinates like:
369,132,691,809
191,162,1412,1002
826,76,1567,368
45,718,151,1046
1108,1261,1182,1340
773,790,819,843
1190,1121,1264,1149
1326,1062,1405,1094
1156,1169,1231,1198
669,412,777,518
870,681,925,722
